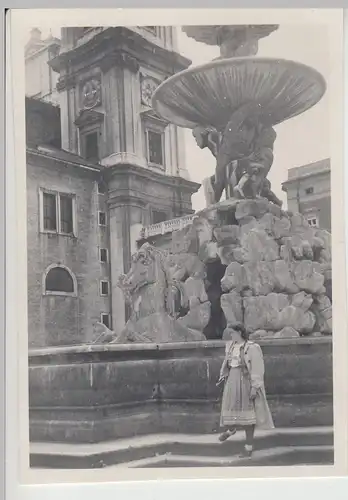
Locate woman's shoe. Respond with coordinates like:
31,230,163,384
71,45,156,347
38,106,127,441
239,445,253,458
218,428,237,442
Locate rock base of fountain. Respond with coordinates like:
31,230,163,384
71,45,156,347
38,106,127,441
114,198,332,344
191,197,332,340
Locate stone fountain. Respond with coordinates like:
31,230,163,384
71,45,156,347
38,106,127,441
101,24,331,344
28,27,334,450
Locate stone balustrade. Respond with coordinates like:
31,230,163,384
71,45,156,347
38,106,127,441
139,214,194,240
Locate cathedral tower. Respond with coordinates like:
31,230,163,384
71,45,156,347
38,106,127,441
49,26,200,332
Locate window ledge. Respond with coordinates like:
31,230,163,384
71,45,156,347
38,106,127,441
43,291,78,298
40,230,77,239
148,162,165,171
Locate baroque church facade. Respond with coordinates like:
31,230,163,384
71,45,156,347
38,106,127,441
25,26,199,347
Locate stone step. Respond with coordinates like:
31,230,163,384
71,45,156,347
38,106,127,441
118,446,334,468
30,426,333,469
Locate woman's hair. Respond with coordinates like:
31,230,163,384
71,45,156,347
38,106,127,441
234,323,249,340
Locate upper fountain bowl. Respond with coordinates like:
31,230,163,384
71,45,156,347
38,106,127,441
182,25,279,58
151,57,326,131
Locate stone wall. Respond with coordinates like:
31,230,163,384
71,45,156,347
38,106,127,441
29,337,333,443
27,154,109,347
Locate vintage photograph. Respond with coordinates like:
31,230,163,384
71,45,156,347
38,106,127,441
17,12,344,478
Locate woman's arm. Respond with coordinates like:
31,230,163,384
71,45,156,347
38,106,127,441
219,342,232,380
219,358,229,379
248,343,265,390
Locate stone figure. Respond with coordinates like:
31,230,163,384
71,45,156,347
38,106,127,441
193,101,281,207
107,243,208,344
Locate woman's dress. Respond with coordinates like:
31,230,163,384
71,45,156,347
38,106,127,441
220,341,274,429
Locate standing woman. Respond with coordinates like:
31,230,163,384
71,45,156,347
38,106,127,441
217,324,274,458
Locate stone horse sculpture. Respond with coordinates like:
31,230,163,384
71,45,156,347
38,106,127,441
107,243,207,344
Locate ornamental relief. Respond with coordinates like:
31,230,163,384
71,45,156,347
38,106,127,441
140,76,160,107
80,77,102,110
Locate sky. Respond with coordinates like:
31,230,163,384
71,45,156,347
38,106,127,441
28,24,330,211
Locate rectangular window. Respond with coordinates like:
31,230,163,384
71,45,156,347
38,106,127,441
152,210,167,224
84,131,99,162
307,216,318,228
305,187,314,195
41,190,76,236
99,248,108,263
60,195,74,234
101,313,111,329
98,181,106,194
98,211,106,226
147,129,164,166
100,280,109,296
43,192,57,231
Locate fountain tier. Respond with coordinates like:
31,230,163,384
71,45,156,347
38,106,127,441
182,25,279,58
152,57,326,131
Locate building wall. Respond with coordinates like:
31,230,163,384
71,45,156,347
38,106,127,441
54,27,191,181
282,160,331,232
25,26,199,347
61,26,177,53
26,48,60,105
27,155,111,347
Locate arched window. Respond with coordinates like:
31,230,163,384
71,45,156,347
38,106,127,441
43,265,77,296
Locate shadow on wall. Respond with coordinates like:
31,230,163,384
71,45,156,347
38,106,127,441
204,260,226,340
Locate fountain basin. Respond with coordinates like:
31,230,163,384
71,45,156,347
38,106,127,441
182,25,279,48
152,57,326,130
29,337,333,444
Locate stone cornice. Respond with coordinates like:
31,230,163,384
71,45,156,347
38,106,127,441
140,107,169,127
107,193,148,210
56,73,77,91
99,51,139,74
107,187,194,210
49,27,191,76
103,162,201,194
27,147,102,175
74,109,105,128
28,336,332,365
282,169,330,191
